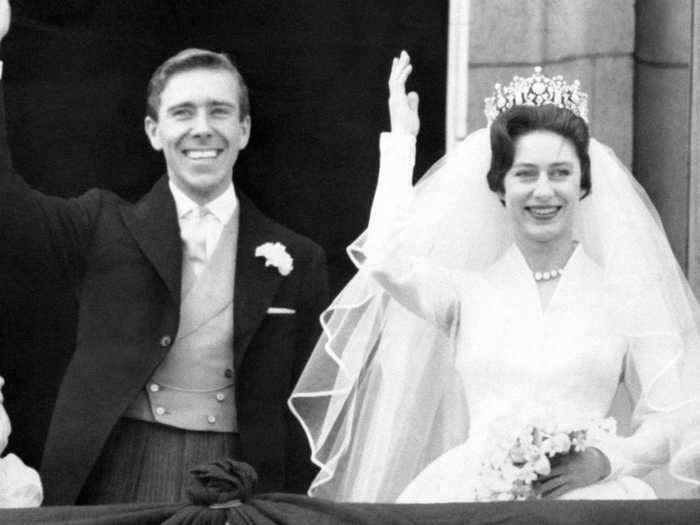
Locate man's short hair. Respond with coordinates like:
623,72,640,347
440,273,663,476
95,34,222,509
146,48,250,121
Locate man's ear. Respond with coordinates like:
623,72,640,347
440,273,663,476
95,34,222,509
144,116,162,151
238,115,251,150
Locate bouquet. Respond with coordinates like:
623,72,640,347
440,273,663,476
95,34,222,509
474,416,616,501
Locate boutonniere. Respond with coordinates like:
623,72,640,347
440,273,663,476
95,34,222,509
255,242,294,276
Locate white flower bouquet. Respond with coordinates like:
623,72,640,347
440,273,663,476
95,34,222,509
474,417,616,501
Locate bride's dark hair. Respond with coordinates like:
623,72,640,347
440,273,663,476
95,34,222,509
486,104,591,199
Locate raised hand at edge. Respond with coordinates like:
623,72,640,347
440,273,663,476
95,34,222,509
388,50,420,137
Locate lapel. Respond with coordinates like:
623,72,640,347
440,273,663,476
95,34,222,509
233,192,286,374
120,176,182,305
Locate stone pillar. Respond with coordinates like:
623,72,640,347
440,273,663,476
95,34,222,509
454,1,696,271
446,0,471,149
687,0,700,291
635,0,692,272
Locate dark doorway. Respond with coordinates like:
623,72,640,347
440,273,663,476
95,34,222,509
0,1,447,467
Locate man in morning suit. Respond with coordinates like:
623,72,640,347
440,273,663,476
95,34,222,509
0,3,328,505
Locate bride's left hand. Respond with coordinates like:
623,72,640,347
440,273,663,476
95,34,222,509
534,447,611,499
388,50,420,137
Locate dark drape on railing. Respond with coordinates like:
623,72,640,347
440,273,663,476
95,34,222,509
2,497,700,525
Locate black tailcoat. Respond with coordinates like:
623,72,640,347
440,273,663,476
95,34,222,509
0,97,328,505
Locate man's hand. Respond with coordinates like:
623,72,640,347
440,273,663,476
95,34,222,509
388,50,420,137
0,0,9,43
534,447,611,499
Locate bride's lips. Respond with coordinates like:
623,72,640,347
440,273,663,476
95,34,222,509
525,205,561,220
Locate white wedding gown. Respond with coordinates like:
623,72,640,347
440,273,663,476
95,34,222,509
386,244,658,501
360,133,676,502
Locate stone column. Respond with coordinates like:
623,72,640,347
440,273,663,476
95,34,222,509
447,0,471,149
635,0,692,272
688,0,700,291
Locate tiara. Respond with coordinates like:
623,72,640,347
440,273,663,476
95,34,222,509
483,67,589,124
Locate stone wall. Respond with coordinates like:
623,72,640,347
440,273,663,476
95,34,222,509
467,0,635,165
464,0,695,269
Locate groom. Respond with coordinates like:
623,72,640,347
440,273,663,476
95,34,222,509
0,3,327,505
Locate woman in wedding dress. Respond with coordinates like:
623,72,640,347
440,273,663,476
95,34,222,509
290,53,700,502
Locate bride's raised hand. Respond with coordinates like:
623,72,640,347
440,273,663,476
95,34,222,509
388,50,420,137
0,0,10,43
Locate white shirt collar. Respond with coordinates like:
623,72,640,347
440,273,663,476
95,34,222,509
168,181,238,225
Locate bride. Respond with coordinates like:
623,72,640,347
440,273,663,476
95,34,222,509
290,52,700,501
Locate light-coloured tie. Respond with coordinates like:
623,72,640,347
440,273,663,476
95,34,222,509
181,206,211,278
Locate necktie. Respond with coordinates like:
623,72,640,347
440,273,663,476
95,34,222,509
182,206,211,278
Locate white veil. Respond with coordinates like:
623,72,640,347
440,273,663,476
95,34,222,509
289,127,700,501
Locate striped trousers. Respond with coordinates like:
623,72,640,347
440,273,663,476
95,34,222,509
78,417,240,504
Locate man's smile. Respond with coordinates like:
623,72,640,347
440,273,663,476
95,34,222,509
183,148,223,160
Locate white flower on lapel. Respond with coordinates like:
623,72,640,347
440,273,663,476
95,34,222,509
255,242,294,276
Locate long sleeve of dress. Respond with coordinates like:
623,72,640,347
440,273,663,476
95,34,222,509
595,354,685,480
594,283,690,481
351,132,462,334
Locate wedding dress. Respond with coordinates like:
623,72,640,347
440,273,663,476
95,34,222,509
392,242,656,501
290,130,700,502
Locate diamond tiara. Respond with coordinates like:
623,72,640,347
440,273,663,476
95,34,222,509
483,67,589,124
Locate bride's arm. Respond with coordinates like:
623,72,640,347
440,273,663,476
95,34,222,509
363,50,419,256
537,286,688,499
594,338,685,480
350,51,462,333
594,284,692,480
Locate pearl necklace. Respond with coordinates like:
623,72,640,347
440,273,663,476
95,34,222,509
533,268,564,282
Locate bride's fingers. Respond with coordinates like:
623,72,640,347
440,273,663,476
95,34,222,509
536,477,568,499
541,482,572,500
388,57,405,92
390,51,408,73
532,471,563,491
397,63,413,86
538,466,567,482
389,66,413,103
397,51,411,75
389,51,411,82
